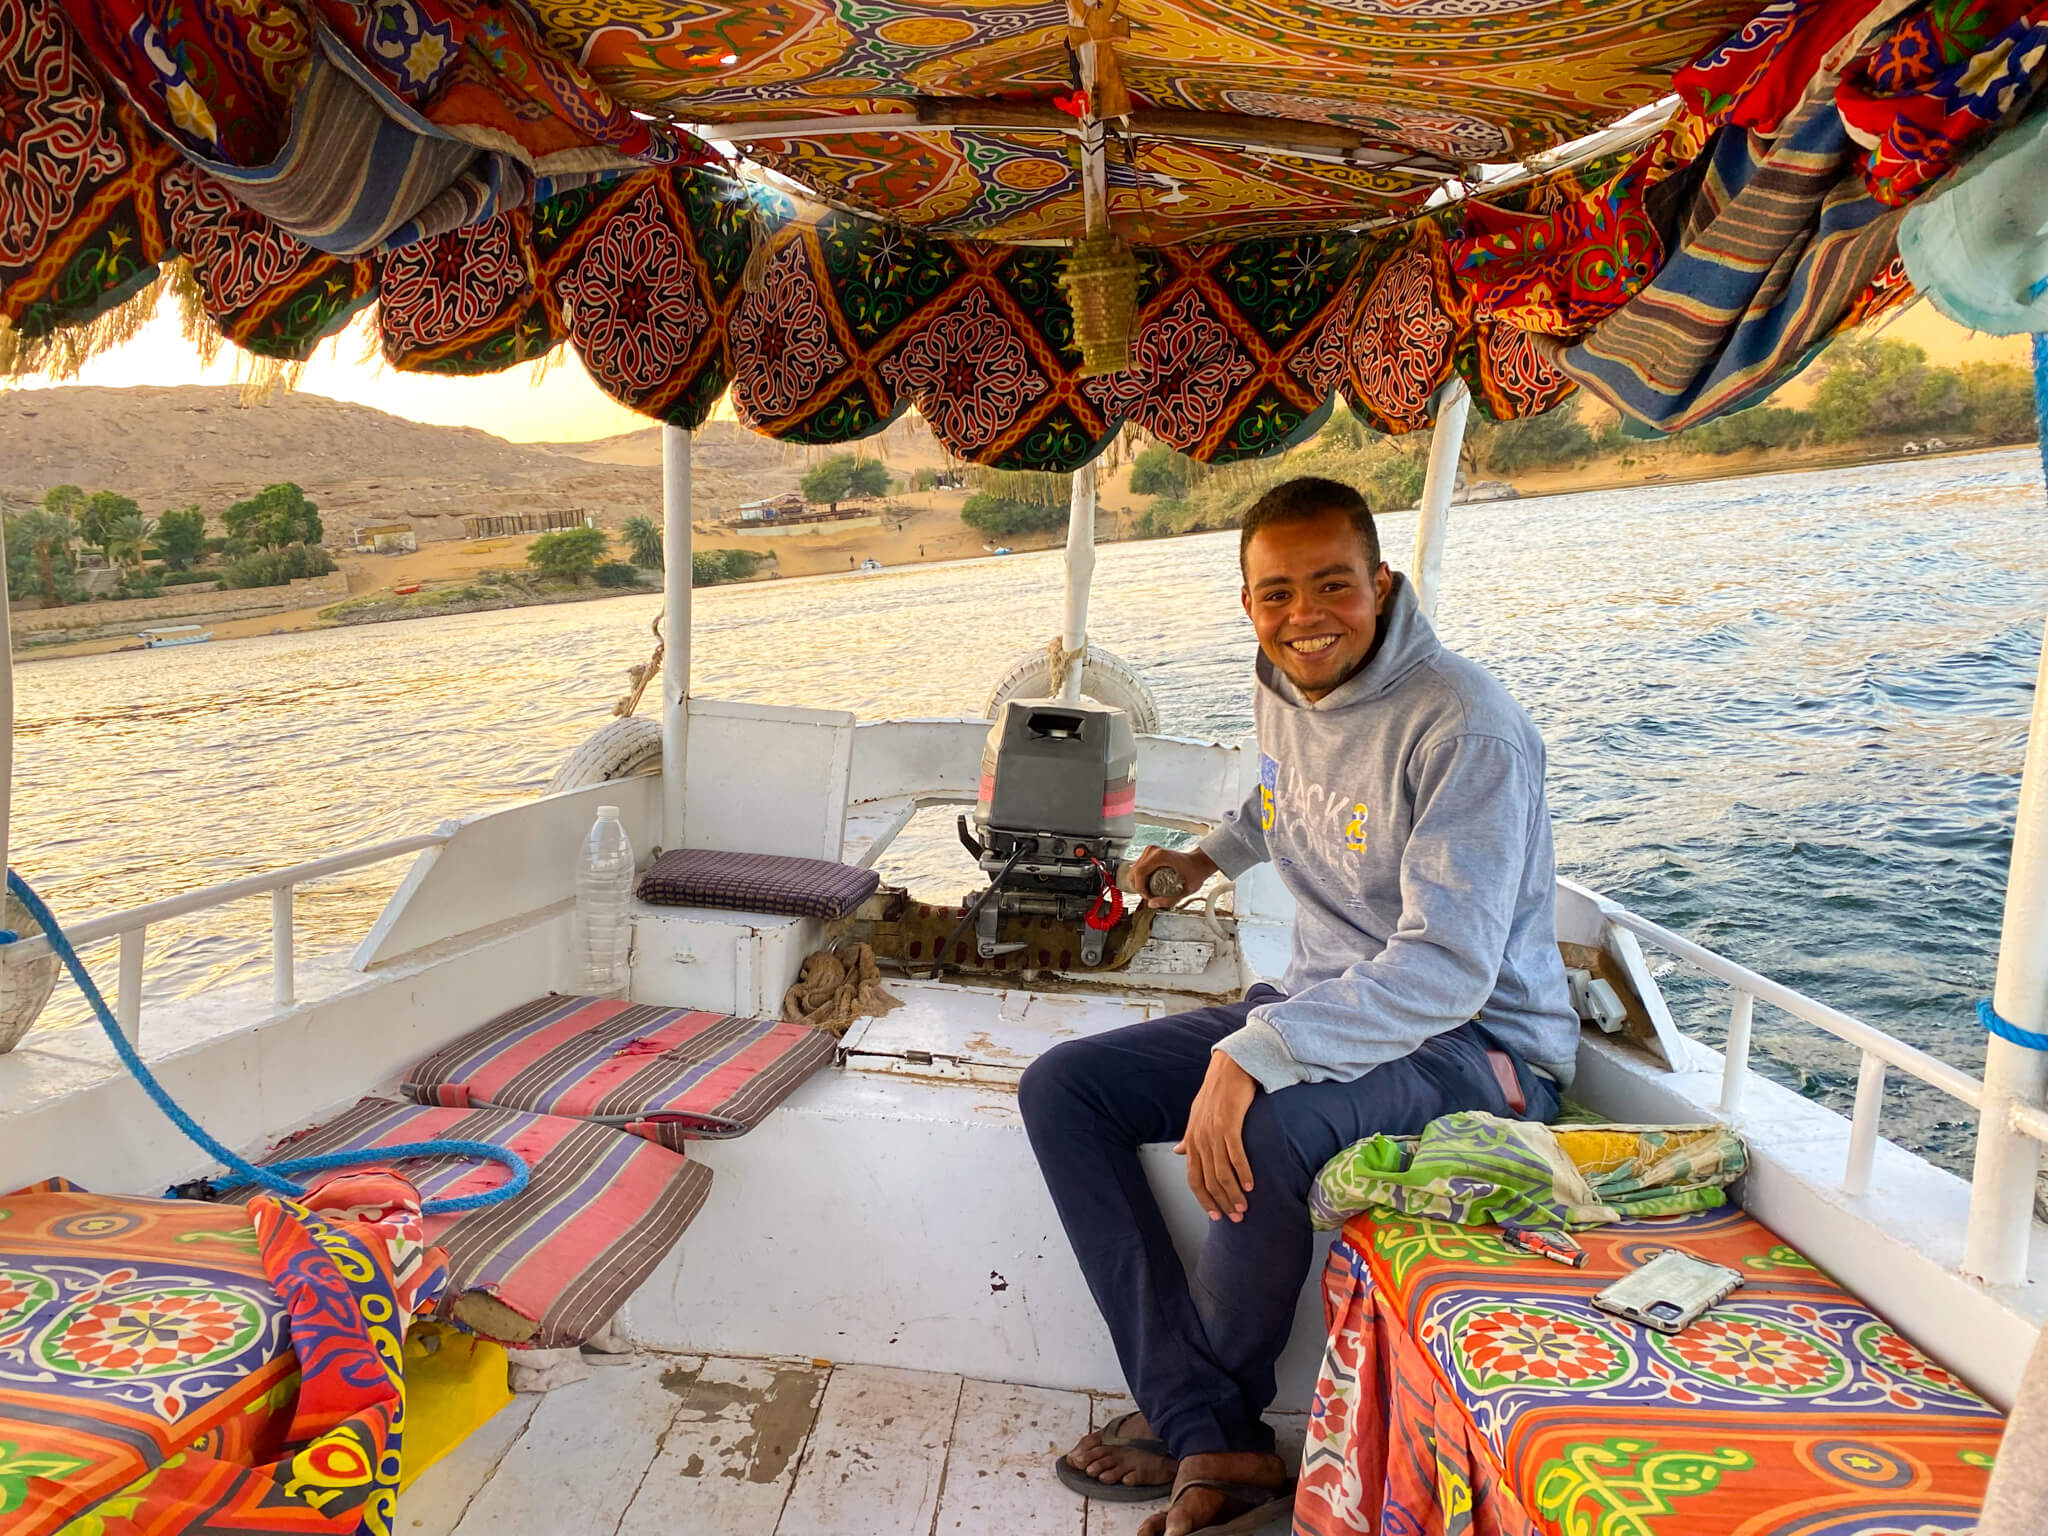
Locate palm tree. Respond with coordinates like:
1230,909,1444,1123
620,515,663,569
12,510,76,606
104,512,156,573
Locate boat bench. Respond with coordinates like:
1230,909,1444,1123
628,847,882,1018
217,993,840,1349
0,1183,302,1536
1299,1205,2006,1535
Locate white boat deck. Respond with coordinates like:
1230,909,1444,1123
401,1354,1305,1536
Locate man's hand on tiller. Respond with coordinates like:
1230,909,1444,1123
1177,1050,1258,1221
1132,845,1217,908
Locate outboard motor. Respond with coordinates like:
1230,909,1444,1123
958,697,1138,966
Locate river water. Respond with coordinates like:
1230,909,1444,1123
11,448,2044,1172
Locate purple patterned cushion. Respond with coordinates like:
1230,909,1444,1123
636,848,879,921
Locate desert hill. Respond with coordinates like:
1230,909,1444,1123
539,410,950,475
0,386,821,543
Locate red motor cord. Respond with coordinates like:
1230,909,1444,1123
1082,851,1124,931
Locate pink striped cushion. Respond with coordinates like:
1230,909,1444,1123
402,994,837,1147
222,1097,711,1348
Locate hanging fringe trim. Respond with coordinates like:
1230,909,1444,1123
0,265,172,381
1,257,301,404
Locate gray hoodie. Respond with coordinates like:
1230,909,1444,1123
1199,573,1579,1089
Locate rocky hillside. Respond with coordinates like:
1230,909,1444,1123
0,386,817,543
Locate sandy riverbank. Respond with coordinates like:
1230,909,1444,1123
12,443,2008,662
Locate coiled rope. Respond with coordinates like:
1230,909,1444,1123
1,870,528,1216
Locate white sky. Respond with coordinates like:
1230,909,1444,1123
10,306,652,443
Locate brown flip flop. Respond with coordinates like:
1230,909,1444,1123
1156,1476,1297,1534
1052,1410,1177,1501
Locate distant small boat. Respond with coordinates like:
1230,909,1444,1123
858,559,883,572
992,547,1013,556
393,583,422,595
138,625,213,648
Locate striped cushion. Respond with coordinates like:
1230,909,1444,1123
224,1098,711,1349
637,847,880,920
402,994,838,1145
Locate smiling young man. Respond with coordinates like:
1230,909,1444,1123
1018,476,1578,1536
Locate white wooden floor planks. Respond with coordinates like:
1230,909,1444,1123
618,1356,826,1536
930,1378,1090,1535
394,1355,1305,1536
776,1364,965,1536
449,1360,701,1536
398,1396,537,1536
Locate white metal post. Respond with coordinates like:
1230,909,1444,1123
1720,988,1755,1113
271,886,295,1009
1411,377,1471,621
116,929,144,1044
1061,462,1097,702
660,426,692,850
1964,592,2048,1282
1843,1051,1886,1196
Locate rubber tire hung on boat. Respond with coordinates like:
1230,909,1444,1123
547,715,663,793
983,646,1163,735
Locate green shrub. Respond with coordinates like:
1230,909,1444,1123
691,548,766,586
155,506,208,569
1958,361,2035,442
115,569,163,599
1676,405,1812,455
594,560,645,588
1130,444,1198,498
1365,456,1426,510
527,525,608,581
961,492,1066,537
160,569,219,587
1469,397,1597,474
221,542,337,589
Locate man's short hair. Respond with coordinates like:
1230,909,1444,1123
1238,477,1380,574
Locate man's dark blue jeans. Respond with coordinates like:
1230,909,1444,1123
1017,984,1560,1459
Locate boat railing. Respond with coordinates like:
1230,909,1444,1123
1604,902,2046,1279
2,806,2039,1283
2,832,449,1040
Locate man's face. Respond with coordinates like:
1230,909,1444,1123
1240,512,1394,701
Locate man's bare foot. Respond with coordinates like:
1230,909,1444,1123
1138,1451,1292,1536
1065,1410,1177,1488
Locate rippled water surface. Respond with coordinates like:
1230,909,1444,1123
13,449,2044,1170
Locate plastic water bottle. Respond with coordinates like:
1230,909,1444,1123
576,805,636,996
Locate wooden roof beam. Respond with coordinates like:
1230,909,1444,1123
689,99,1461,178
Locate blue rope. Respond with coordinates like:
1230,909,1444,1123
2,870,528,1216
1980,997,2048,1052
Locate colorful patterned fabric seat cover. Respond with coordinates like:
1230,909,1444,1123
637,848,881,921
1298,1207,2005,1536
220,1097,713,1348
401,994,840,1146
0,1184,299,1536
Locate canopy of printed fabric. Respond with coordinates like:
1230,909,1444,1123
39,0,1765,246
9,0,2034,461
0,0,1627,465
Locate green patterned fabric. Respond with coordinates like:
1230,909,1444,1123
1310,1112,1748,1252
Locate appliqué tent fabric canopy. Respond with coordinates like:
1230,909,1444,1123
1,0,2031,464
